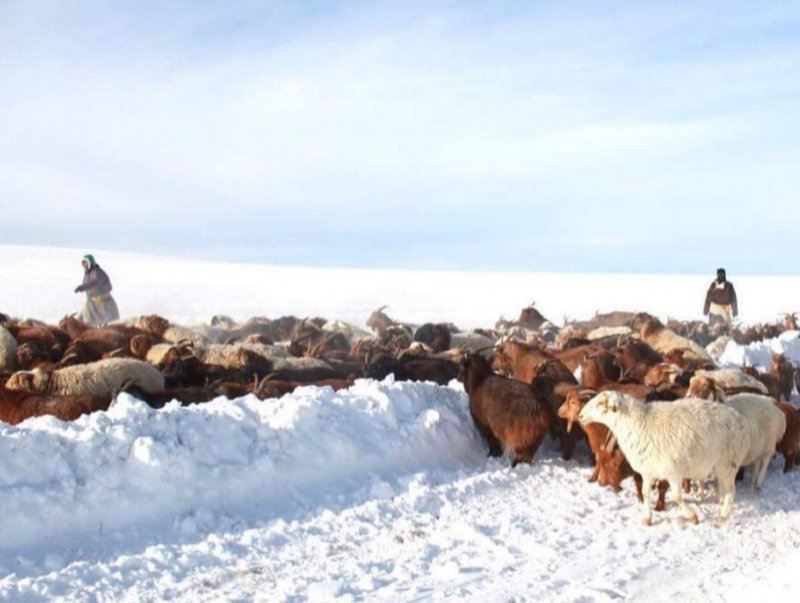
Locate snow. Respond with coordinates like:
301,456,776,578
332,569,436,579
2,244,800,600
3,244,800,329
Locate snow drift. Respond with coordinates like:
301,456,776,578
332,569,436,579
0,379,483,562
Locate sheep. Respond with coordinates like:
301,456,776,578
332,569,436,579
413,323,452,353
460,353,551,466
0,325,17,372
0,386,111,424
771,353,794,401
587,326,632,341
580,350,621,390
322,320,373,344
367,353,459,385
517,304,550,330
774,402,800,472
695,369,769,395
134,315,209,347
637,316,714,363
6,358,165,397
724,393,786,490
527,359,581,459
689,369,769,397
558,389,670,510
578,391,750,525
706,335,733,362
493,340,553,381
450,331,496,357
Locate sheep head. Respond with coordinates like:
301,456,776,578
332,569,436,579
643,363,683,388
558,389,596,432
687,375,726,402
6,368,47,392
579,391,629,428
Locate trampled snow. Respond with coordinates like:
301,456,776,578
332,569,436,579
2,244,800,601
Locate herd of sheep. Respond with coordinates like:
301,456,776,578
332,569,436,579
1,306,799,525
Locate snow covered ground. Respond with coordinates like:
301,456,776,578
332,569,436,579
1,379,799,601
2,244,800,601
3,244,800,329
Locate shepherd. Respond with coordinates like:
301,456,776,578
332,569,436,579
703,267,737,328
74,254,120,326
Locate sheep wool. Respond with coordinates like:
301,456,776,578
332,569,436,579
0,325,17,372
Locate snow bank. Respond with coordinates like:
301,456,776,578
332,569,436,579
718,331,800,370
0,379,483,560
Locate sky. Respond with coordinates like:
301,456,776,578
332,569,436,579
1,0,800,274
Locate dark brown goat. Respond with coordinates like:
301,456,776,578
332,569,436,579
366,353,459,385
529,359,581,460
460,354,551,467
774,402,800,472
771,353,794,401
580,350,621,390
741,365,781,400
413,323,452,353
493,340,554,382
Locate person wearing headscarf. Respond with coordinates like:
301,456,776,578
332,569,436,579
74,254,120,326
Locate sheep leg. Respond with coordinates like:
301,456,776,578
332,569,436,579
717,471,736,521
588,464,600,483
640,477,653,526
785,453,796,473
682,478,691,494
669,478,698,524
754,456,771,491
654,480,669,512
633,473,643,503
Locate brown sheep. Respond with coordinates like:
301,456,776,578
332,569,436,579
613,339,663,382
460,354,551,467
580,350,621,390
413,323,452,353
741,365,781,400
771,353,794,402
529,359,581,460
518,304,549,330
0,386,110,424
774,402,800,472
493,340,553,382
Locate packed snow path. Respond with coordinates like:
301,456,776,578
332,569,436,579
1,380,799,601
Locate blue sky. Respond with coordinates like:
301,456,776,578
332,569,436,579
1,1,799,273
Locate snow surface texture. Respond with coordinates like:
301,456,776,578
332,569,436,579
3,244,800,329
1,375,799,601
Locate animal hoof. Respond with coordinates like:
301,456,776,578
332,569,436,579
687,513,699,525
641,517,652,527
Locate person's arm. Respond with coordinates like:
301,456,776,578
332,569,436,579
730,283,738,317
703,284,713,315
74,269,104,293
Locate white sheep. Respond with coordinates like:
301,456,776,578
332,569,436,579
724,393,786,491
587,326,632,341
706,335,733,362
6,358,164,397
0,325,17,372
193,343,289,368
693,369,768,395
579,391,750,525
640,319,713,363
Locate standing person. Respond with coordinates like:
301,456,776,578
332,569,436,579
74,254,120,326
703,267,737,328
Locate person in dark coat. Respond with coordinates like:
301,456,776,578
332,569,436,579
703,268,737,328
74,254,120,326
